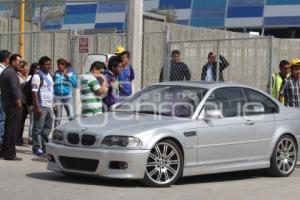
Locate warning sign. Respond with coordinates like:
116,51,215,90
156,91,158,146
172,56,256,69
79,38,89,53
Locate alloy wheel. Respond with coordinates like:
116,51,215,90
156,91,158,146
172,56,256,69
276,138,297,174
145,142,181,185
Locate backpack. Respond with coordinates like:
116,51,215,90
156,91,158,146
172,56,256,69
24,73,44,106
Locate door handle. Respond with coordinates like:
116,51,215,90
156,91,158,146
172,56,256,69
245,120,255,125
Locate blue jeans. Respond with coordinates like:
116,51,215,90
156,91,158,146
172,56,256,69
0,98,5,144
28,107,34,139
54,97,74,128
32,106,53,152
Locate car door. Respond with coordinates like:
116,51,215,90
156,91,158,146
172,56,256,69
243,88,276,162
197,87,256,166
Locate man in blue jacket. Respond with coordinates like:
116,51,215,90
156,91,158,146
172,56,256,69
54,58,77,127
118,51,135,100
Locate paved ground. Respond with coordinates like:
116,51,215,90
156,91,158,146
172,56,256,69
1,146,300,200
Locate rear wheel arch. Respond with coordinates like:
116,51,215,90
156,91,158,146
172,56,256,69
282,133,298,149
270,132,298,156
274,133,298,150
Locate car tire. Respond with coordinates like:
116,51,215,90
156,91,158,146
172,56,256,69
142,139,184,187
266,135,297,177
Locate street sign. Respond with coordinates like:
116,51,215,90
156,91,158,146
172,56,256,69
79,38,89,53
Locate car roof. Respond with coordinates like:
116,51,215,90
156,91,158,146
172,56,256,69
153,81,252,90
153,81,285,109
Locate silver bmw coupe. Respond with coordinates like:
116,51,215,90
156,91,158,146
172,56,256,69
47,82,300,187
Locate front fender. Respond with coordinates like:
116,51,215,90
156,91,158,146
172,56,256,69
139,128,186,150
136,127,199,167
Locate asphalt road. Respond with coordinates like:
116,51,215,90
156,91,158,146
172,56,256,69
0,146,300,200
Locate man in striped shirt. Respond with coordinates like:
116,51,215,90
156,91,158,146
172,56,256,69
279,59,300,107
80,61,108,117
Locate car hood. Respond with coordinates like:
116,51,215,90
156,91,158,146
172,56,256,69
57,112,188,136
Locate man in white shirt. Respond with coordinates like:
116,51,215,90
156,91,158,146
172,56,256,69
31,56,54,157
205,63,214,81
0,50,10,147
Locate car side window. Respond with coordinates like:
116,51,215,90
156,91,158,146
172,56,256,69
244,89,279,115
204,87,246,118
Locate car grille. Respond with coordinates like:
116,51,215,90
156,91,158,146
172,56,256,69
67,133,96,146
81,135,96,146
59,156,99,172
67,133,80,144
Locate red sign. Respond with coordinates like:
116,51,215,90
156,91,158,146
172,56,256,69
79,38,89,53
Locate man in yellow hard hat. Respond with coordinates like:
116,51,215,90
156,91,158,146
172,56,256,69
114,46,135,100
271,60,290,103
115,46,125,55
279,59,300,107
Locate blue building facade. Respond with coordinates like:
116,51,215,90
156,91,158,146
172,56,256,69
1,0,300,31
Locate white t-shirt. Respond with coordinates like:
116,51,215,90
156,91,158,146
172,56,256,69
0,63,6,95
205,64,214,81
0,63,6,75
31,72,54,107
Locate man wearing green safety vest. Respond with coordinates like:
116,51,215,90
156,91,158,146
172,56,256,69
272,60,290,103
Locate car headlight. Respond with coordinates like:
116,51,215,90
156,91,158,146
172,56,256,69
101,136,143,148
52,130,65,144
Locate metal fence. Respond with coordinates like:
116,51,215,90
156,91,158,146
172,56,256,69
156,36,300,94
0,30,72,74
1,30,300,93
141,31,167,87
159,37,273,92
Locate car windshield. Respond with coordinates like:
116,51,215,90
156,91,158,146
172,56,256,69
114,85,208,118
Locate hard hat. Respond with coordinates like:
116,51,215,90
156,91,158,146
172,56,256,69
115,46,125,54
290,59,300,67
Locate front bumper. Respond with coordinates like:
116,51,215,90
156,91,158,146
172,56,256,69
46,142,150,179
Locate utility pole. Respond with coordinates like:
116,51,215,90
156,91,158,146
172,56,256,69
19,0,25,57
127,0,143,91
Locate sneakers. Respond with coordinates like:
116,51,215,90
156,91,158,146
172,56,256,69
34,148,46,158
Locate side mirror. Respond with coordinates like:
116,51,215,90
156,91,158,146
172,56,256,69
244,104,265,115
204,110,223,120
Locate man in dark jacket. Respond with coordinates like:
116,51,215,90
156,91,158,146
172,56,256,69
0,54,23,161
201,52,229,82
159,50,191,82
103,56,123,111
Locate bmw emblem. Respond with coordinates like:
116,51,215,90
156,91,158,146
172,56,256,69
81,127,88,132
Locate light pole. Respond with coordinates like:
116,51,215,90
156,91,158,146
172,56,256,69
127,0,143,91
19,0,25,57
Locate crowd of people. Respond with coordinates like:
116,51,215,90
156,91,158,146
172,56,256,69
273,59,300,108
0,45,299,161
159,50,229,82
0,47,135,160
